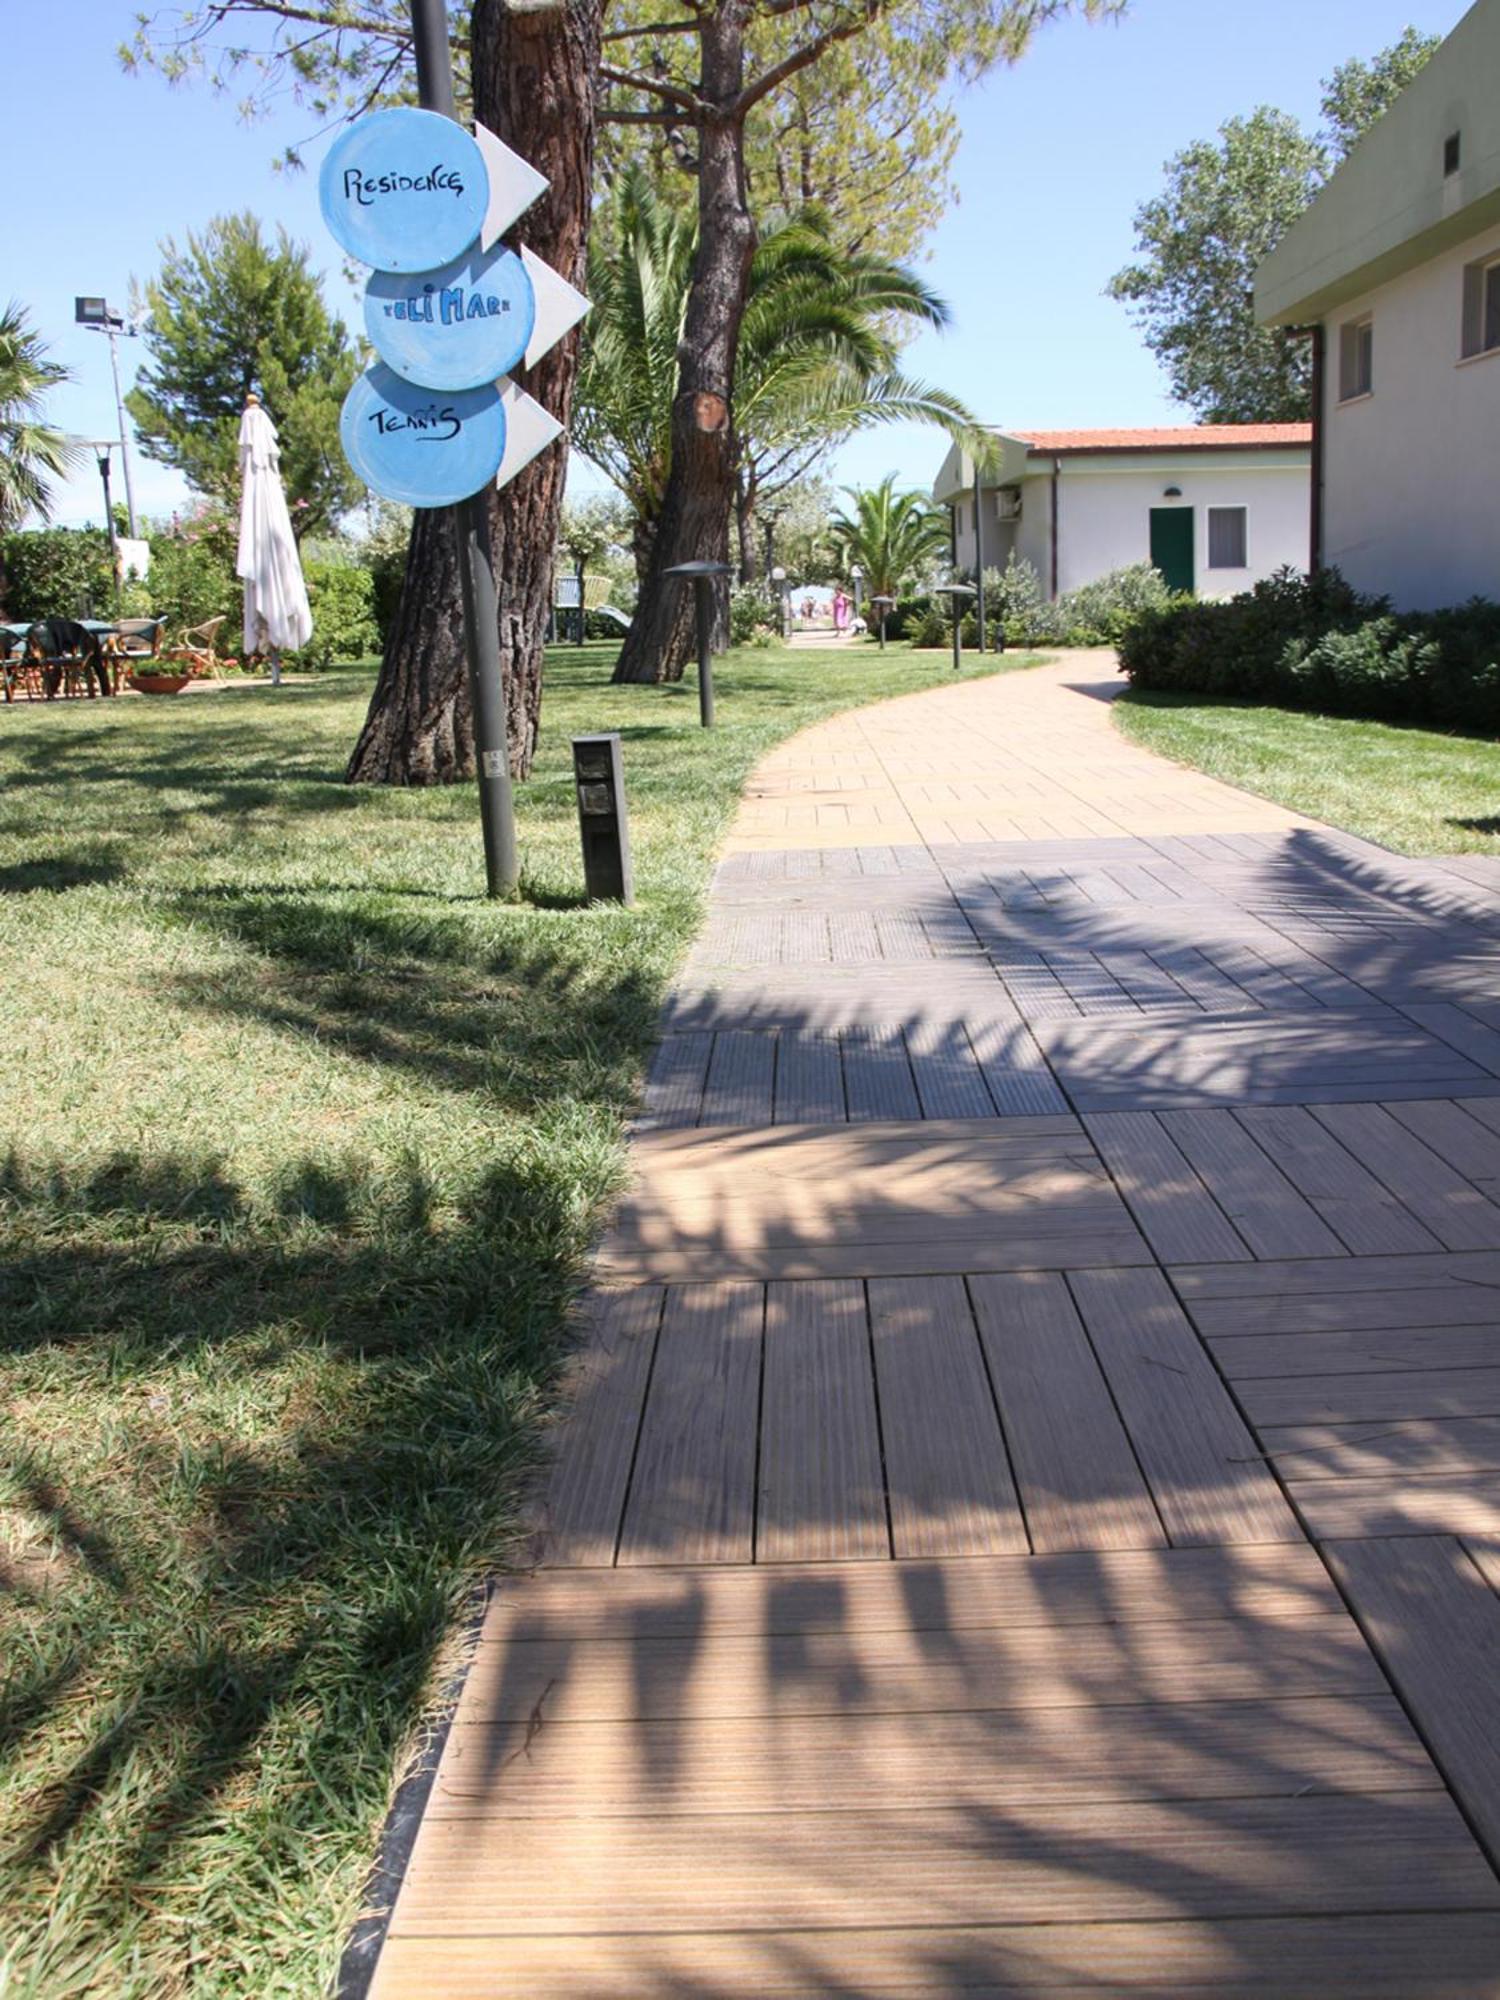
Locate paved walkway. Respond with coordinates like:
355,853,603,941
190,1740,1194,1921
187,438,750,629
371,657,1500,1997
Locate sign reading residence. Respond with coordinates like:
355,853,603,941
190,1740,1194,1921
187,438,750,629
320,107,488,272
320,107,587,509
339,364,508,508
364,239,535,391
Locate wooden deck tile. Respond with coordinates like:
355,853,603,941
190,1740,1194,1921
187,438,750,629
598,1120,1149,1282
1068,1268,1300,1545
1085,1111,1250,1263
756,1280,887,1562
969,1272,1165,1551
1034,1012,1493,1111
1157,1108,1347,1258
867,1276,1027,1556
536,1289,663,1566
1328,1533,1500,1858
617,1282,762,1566
769,1030,844,1122
388,1793,1492,1938
373,1914,1500,1997
1231,1103,1445,1254
1309,1101,1500,1251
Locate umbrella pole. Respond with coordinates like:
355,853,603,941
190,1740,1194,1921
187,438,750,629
414,0,519,899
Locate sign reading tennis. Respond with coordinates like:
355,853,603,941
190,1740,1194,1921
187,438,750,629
320,106,587,509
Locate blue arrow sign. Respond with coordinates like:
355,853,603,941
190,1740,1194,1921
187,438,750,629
364,241,535,392
320,107,487,273
339,364,507,509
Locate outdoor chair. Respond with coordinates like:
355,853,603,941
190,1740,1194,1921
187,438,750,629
166,615,229,678
115,617,166,660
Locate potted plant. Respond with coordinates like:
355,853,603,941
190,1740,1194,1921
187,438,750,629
127,669,194,695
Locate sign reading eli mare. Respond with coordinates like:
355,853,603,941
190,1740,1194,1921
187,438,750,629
364,239,535,391
339,364,507,509
320,107,487,272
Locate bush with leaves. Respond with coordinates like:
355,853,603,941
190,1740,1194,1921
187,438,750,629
729,583,778,645
0,527,113,621
1059,562,1180,645
911,602,950,649
1119,567,1500,731
299,561,380,667
146,517,242,643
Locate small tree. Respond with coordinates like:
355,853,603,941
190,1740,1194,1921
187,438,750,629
127,214,361,538
1110,30,1441,423
0,303,75,534
827,476,950,599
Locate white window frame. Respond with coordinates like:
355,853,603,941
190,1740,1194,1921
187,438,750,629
1460,254,1500,361
1206,506,1248,571
1339,314,1374,401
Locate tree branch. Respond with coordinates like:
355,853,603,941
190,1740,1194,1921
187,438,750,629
601,18,700,41
735,3,887,117
599,63,704,113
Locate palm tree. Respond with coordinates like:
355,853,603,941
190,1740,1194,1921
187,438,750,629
0,303,75,532
827,475,952,600
572,173,973,600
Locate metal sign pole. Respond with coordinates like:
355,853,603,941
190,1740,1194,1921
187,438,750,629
412,0,518,897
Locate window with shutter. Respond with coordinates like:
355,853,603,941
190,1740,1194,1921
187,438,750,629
1207,507,1247,570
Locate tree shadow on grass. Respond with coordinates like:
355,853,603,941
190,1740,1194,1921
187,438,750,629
0,1138,605,1990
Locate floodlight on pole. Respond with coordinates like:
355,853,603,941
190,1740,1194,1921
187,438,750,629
75,297,140,538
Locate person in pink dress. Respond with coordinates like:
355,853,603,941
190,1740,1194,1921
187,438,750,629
832,589,849,632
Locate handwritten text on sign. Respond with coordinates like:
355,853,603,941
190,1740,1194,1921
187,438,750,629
320,108,487,272
339,364,507,509
364,241,535,392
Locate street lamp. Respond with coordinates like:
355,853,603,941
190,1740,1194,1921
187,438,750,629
850,563,864,624
74,297,140,539
663,560,733,728
932,581,976,674
871,592,895,652
84,440,124,614
770,564,789,642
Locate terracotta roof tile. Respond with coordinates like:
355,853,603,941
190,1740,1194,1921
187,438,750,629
1009,425,1312,453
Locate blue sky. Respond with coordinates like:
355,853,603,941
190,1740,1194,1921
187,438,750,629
8,0,1472,528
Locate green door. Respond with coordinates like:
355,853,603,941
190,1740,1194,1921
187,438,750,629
1149,507,1195,595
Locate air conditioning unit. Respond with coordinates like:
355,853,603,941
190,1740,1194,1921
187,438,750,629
996,488,1022,522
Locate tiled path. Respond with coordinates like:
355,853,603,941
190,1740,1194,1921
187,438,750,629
371,657,1500,1997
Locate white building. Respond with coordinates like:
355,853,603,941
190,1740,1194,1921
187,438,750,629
1256,0,1500,610
932,426,1312,601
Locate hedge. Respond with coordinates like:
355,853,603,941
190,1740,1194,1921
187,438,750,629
1117,567,1500,733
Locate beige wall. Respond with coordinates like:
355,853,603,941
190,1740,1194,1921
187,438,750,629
1320,222,1500,608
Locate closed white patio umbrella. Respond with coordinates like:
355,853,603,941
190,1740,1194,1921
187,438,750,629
237,394,312,684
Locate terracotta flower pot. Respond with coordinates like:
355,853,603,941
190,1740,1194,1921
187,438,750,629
128,673,194,696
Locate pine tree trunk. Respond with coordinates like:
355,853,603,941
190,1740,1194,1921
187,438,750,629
346,0,600,784
736,465,758,582
611,3,754,685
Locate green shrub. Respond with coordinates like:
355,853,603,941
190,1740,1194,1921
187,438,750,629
1118,567,1500,731
0,527,114,621
1059,562,1179,645
147,531,242,641
300,560,380,667
912,603,949,649
730,583,775,645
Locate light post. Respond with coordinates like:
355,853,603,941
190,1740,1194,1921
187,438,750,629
771,564,789,642
932,581,976,674
663,559,732,727
871,592,894,652
85,440,123,614
971,456,987,653
850,563,864,626
74,298,140,539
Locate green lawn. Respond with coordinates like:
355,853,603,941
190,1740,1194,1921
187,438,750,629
0,639,1035,1996
1114,689,1500,856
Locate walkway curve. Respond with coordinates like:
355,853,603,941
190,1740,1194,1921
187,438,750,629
370,653,1500,1999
